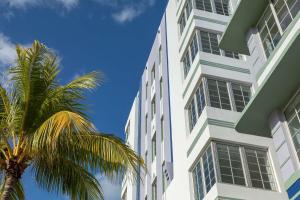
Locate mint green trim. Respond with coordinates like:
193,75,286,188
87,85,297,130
187,118,235,156
256,12,300,81
187,120,208,157
235,27,300,135
182,59,250,98
176,0,184,16
284,170,300,190
215,197,244,200
179,15,228,52
291,191,300,200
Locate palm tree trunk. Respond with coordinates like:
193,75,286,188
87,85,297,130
1,172,18,200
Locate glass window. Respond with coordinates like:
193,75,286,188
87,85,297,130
224,50,240,59
195,82,206,118
287,0,300,17
199,31,221,55
192,162,205,200
159,46,162,64
214,0,230,16
195,0,213,12
152,179,157,200
152,133,157,161
146,83,148,99
151,66,156,84
245,148,276,190
162,163,168,193
161,117,164,141
151,97,156,120
190,33,199,61
216,144,246,186
188,98,198,130
202,145,216,192
257,5,282,57
179,13,186,34
207,79,232,110
145,115,148,134
231,83,251,112
285,92,300,159
160,79,163,98
183,51,191,78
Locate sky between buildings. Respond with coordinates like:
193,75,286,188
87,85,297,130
0,0,167,199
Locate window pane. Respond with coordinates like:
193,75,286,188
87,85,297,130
231,83,251,112
216,143,246,186
190,34,199,61
188,98,198,131
183,51,191,78
193,162,205,200
245,148,276,190
152,179,157,200
195,82,206,118
214,0,230,16
207,79,231,110
202,145,216,192
195,0,213,12
199,31,221,55
152,133,156,161
273,0,293,31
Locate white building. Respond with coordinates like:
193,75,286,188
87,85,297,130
122,0,299,199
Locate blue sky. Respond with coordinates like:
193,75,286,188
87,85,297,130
0,0,167,199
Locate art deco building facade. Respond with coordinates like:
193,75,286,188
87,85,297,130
122,0,299,199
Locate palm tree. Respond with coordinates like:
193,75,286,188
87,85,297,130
0,41,144,200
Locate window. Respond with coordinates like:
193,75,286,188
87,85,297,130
162,163,168,193
231,83,251,112
214,0,230,16
182,33,199,78
178,0,192,34
152,133,156,161
192,162,205,200
190,33,199,61
285,91,300,160
202,145,216,192
151,66,156,84
187,78,251,132
152,179,157,200
161,117,164,141
145,115,148,134
159,46,162,64
145,151,148,166
146,83,148,99
195,0,213,12
151,97,156,120
199,31,221,55
160,78,163,99
183,51,191,78
179,13,186,34
216,144,246,186
192,142,276,200
207,79,231,110
257,0,300,57
245,148,276,190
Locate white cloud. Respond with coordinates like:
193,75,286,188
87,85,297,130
96,174,121,200
112,7,142,23
0,33,16,69
2,0,79,10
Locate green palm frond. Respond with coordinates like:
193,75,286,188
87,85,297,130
0,178,24,200
33,155,103,200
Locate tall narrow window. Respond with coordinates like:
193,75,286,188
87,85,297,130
190,33,199,61
245,148,276,190
216,144,246,186
161,117,164,141
199,31,221,55
152,133,156,161
207,79,231,110
151,97,156,120
192,162,205,200
159,46,162,64
160,78,163,99
188,98,197,130
151,66,156,84
285,92,300,160
145,115,148,134
183,51,191,78
162,163,168,193
179,13,186,34
213,0,230,16
145,151,148,166
195,82,206,119
202,145,215,192
152,179,157,200
146,83,148,99
231,83,251,112
195,0,213,12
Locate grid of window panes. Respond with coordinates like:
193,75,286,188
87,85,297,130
192,142,276,199
216,144,246,186
182,30,241,78
257,0,300,57
187,78,251,131
179,0,193,34
231,83,251,112
214,0,230,16
245,148,276,190
284,91,300,160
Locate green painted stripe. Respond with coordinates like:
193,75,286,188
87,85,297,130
182,59,250,98
179,15,228,52
187,118,235,157
256,12,300,80
215,197,244,200
187,120,208,157
285,170,300,190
